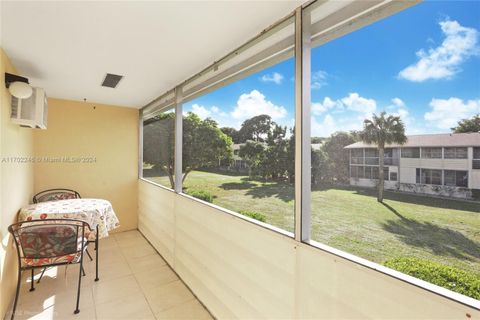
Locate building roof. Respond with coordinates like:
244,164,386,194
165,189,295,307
344,132,480,149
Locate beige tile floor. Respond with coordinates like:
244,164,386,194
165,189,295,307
8,230,213,320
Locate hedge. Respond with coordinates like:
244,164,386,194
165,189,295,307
187,190,213,203
239,210,267,223
384,257,480,299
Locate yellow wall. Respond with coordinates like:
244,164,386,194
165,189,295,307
0,49,35,319
34,98,139,232
0,52,138,318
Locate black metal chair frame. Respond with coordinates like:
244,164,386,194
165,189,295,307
30,189,100,283
8,218,91,320
32,189,81,204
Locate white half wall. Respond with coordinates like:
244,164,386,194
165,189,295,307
138,179,479,319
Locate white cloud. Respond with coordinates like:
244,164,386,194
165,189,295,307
190,104,210,119
311,113,366,137
189,104,226,120
386,97,419,133
387,97,409,119
341,93,376,114
260,72,284,84
312,93,376,116
391,97,406,108
424,97,480,129
310,93,377,137
231,90,288,121
312,97,338,115
311,70,329,89
399,19,479,82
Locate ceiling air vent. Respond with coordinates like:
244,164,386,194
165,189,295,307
101,73,123,88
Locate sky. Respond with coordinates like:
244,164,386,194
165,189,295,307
183,1,480,137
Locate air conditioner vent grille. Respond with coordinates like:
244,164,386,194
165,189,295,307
11,97,19,118
101,73,123,88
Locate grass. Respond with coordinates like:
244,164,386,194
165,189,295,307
146,170,480,281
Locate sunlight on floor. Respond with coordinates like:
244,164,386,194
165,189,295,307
9,230,213,320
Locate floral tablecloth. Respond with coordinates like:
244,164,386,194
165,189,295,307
18,199,120,240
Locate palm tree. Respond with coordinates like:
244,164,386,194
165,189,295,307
359,112,407,203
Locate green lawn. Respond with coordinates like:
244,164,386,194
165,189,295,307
147,170,480,277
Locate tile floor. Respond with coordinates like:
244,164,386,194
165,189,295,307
8,230,213,320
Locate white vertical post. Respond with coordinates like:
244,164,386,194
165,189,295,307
174,86,183,193
138,109,144,178
294,7,311,242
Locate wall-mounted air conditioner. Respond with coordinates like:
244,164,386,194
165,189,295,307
11,87,48,129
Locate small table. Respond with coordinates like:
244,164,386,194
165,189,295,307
18,198,120,281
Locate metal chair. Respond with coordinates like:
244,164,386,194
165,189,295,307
32,189,81,204
8,219,90,320
31,189,98,280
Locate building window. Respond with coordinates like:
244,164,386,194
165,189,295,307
473,147,480,169
351,166,365,179
364,148,379,165
142,109,176,189
421,147,442,159
390,172,397,181
417,168,442,185
350,149,364,164
365,166,379,180
383,166,390,181
444,170,468,188
444,147,468,159
401,147,420,158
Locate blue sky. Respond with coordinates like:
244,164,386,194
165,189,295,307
184,1,480,137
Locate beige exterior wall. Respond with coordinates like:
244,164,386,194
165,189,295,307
472,171,480,190
401,158,470,171
139,179,479,319
0,48,35,319
468,147,480,190
349,178,398,190
33,98,139,232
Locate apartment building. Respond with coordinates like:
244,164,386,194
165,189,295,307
345,133,480,199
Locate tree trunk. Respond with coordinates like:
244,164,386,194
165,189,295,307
182,167,193,183
378,146,385,203
164,165,175,189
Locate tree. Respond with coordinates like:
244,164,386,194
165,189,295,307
183,113,233,183
143,112,176,187
239,140,266,179
321,131,357,184
359,112,407,203
143,112,232,188
451,114,480,133
220,127,241,144
286,128,295,183
311,136,325,144
238,114,273,142
264,124,288,180
311,148,329,186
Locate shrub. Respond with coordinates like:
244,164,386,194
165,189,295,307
384,257,480,299
239,210,267,223
187,190,213,203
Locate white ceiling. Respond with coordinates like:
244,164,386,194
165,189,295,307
1,1,304,108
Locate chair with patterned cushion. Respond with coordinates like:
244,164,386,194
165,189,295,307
8,219,90,320
32,189,96,270
32,189,81,204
